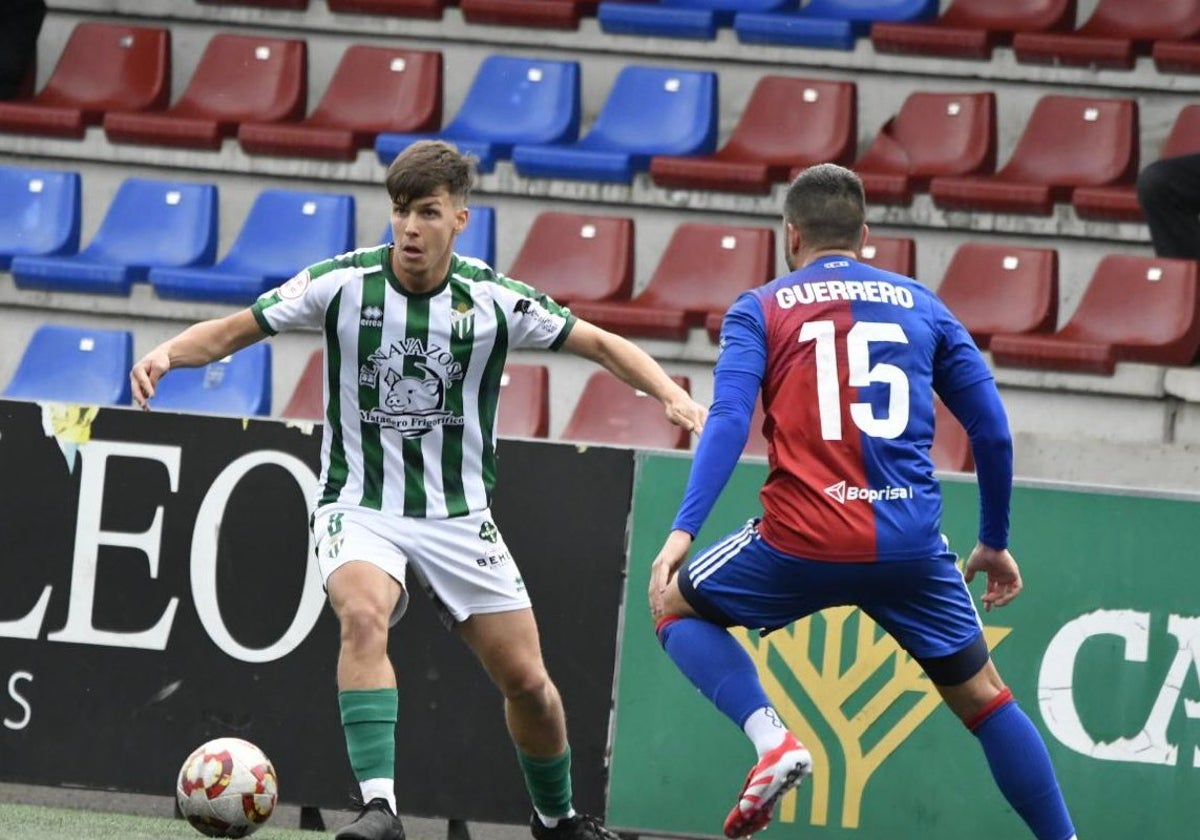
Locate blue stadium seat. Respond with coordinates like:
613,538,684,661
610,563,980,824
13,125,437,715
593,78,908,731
374,55,580,173
598,0,796,40
3,324,132,406
0,166,81,270
11,179,218,296
149,190,355,305
379,205,496,266
149,343,272,417
734,0,937,48
511,65,718,183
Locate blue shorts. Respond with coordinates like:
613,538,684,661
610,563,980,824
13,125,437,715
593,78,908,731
679,520,986,675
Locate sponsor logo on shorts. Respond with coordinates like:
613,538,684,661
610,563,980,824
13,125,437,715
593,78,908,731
475,550,513,569
823,480,912,504
479,521,499,543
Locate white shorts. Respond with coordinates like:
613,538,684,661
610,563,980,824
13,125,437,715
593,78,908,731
311,504,530,628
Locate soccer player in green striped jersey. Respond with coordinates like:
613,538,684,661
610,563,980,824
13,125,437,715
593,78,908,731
131,141,707,840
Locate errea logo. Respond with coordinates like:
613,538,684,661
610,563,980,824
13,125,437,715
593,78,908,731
361,305,383,328
824,480,913,504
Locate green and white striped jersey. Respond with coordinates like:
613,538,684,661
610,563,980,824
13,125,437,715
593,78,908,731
252,245,576,518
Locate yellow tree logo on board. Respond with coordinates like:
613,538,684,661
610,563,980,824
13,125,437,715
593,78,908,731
732,607,1010,829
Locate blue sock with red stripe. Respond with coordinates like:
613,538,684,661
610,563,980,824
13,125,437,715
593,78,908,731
656,616,771,728
970,690,1076,840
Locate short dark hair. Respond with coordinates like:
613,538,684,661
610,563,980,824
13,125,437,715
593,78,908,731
783,163,866,252
384,140,476,206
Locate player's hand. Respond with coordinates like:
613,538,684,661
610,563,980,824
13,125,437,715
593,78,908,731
130,348,171,411
963,542,1023,612
649,529,692,619
664,392,707,437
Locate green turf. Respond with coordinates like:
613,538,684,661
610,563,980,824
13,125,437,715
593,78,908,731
0,802,326,840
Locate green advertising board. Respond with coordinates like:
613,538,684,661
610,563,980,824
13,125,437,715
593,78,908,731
609,452,1200,839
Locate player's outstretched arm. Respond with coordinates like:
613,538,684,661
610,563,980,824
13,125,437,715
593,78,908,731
561,319,707,435
131,309,267,410
963,542,1023,612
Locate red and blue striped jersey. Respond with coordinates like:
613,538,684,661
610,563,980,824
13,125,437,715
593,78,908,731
673,255,1001,562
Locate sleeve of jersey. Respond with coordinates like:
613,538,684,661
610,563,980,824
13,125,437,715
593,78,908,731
671,297,767,537
940,377,1013,549
493,276,576,351
250,266,331,335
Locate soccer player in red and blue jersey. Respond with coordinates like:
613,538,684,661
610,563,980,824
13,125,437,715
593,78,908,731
648,164,1077,840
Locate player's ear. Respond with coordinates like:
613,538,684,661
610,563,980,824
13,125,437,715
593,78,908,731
857,223,870,254
454,205,469,235
786,222,803,259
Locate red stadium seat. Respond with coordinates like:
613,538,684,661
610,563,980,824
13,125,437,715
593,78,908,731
571,223,774,340
1074,104,1200,221
104,33,306,150
989,255,1200,374
0,22,169,139
859,235,916,277
931,398,973,473
935,243,1058,350
281,349,324,420
461,0,600,28
326,0,452,18
505,212,634,305
854,91,996,205
239,46,441,161
1013,0,1200,69
930,95,1138,216
561,371,692,450
649,76,856,195
870,0,1075,59
1153,38,1200,73
497,364,550,438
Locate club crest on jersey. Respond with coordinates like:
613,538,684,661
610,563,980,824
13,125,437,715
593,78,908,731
358,339,465,438
449,302,475,339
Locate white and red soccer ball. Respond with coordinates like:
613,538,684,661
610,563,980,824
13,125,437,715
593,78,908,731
176,737,278,837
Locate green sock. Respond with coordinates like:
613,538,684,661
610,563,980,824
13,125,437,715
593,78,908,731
338,688,398,782
517,747,573,818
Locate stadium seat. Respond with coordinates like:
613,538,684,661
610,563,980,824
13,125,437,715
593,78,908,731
238,46,441,161
374,55,580,173
103,33,306,150
1153,37,1200,73
930,95,1138,216
496,364,550,438
560,370,692,450
0,22,169,139
571,223,774,340
504,212,634,305
597,0,797,41
149,343,272,417
870,0,1076,59
0,165,80,270
327,0,452,18
649,76,855,195
931,398,973,473
1073,104,1200,222
461,0,600,29
854,91,996,205
989,255,1200,374
10,179,217,296
859,235,916,277
1013,0,1200,69
734,0,938,49
281,349,324,420
935,242,1058,349
2,324,132,406
511,65,717,184
149,189,355,304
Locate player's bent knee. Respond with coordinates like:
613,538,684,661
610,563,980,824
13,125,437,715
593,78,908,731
337,601,391,648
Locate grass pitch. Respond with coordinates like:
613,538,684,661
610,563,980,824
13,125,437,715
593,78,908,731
0,801,325,840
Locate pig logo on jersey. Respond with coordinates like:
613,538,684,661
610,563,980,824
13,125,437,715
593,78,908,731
512,297,561,335
358,339,465,438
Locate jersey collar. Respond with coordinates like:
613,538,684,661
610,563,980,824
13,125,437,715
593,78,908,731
381,246,453,299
